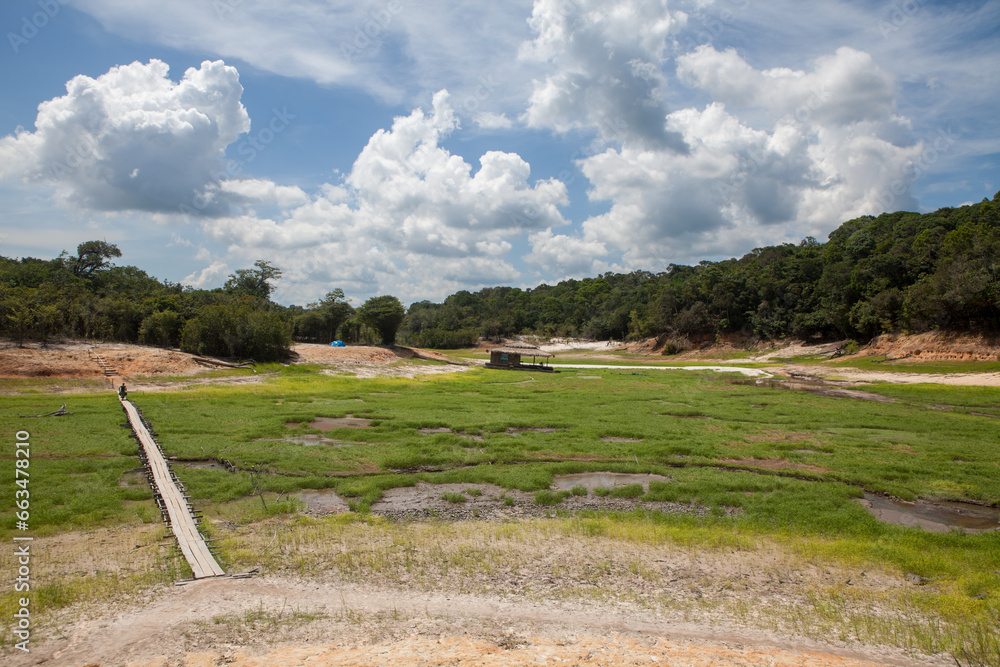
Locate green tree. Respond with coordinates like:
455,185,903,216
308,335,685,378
224,260,283,300
68,240,122,278
358,295,406,345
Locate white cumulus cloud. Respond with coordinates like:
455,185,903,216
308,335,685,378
0,59,249,216
520,0,688,150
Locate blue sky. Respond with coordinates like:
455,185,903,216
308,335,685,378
1,0,998,306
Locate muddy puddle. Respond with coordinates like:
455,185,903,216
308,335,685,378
506,427,560,434
419,427,484,440
729,377,894,403
173,459,228,470
299,489,350,515
552,472,671,492
259,436,367,447
287,415,372,430
860,493,999,533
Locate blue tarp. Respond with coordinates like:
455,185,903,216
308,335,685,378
330,340,345,347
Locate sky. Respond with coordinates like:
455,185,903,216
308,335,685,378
1,0,998,307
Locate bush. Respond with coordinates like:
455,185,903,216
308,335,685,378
139,310,182,348
180,299,292,362
407,328,479,349
661,335,693,355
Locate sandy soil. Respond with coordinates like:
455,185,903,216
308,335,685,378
0,341,467,391
14,573,927,667
781,364,1000,387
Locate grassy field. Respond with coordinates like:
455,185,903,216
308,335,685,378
1,362,998,660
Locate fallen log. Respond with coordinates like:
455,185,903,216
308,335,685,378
192,357,257,373
20,403,74,418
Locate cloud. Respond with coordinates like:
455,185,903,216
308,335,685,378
72,0,535,111
520,0,688,151
182,260,230,288
0,59,249,216
568,44,924,268
676,45,896,127
192,90,570,303
525,228,609,277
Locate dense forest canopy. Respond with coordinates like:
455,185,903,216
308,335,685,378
2,192,997,358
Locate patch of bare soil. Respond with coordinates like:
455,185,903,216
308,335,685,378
0,341,468,392
782,364,1000,387
853,331,1000,362
364,481,716,522
11,554,939,667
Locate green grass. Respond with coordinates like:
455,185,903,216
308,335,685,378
2,360,998,660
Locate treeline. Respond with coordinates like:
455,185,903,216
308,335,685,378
0,245,405,362
400,193,1000,348
3,193,997,357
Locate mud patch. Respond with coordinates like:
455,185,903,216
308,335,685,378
173,459,228,471
505,427,560,434
419,427,484,441
287,415,372,430
299,489,350,515
368,481,710,521
259,436,366,447
860,493,1000,533
552,472,670,492
730,377,895,403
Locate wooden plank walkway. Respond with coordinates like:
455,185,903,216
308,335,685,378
119,396,225,579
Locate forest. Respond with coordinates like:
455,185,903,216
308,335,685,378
2,192,997,361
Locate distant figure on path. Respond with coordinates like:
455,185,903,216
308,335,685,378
118,383,127,400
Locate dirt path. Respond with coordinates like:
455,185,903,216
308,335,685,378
18,575,933,667
782,364,1000,387
555,364,772,377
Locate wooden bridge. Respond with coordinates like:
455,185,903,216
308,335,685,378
120,396,225,579
91,347,224,579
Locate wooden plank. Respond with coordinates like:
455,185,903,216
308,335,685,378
120,397,225,579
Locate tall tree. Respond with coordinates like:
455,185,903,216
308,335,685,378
69,240,122,278
358,295,406,345
224,260,283,300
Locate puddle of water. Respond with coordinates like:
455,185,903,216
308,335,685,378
553,472,671,491
861,493,999,533
287,415,372,430
299,489,350,515
174,459,227,470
